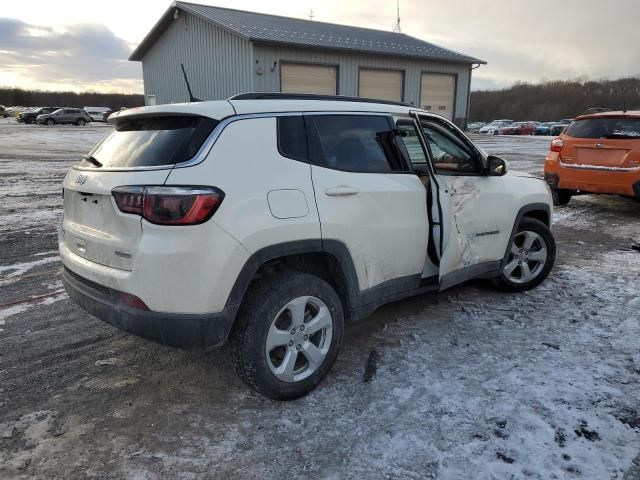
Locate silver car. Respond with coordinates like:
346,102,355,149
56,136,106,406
36,108,92,126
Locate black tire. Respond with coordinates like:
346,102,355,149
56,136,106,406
493,130,499,135
77,119,86,126
492,218,556,292
552,189,573,206
46,119,54,126
231,271,344,400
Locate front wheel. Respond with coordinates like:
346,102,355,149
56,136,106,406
77,119,86,126
492,218,556,292
46,119,54,126
231,271,344,400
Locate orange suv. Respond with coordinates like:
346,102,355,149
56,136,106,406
544,111,640,205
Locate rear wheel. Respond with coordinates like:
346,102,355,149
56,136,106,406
77,118,86,126
46,119,54,126
552,188,573,206
492,218,556,292
231,271,344,400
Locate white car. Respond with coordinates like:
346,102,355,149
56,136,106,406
479,120,514,135
83,106,112,122
60,94,555,400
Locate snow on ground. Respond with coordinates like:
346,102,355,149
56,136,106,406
0,124,639,479
0,119,110,235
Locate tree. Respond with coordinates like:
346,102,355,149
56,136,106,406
470,77,640,122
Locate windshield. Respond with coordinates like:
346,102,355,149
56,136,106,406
79,115,218,168
564,118,640,139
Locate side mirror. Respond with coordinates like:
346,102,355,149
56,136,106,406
487,155,507,176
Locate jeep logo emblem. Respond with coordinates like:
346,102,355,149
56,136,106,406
75,174,88,185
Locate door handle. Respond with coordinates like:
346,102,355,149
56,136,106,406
324,186,360,196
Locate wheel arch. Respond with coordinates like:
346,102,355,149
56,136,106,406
502,203,552,264
225,240,359,321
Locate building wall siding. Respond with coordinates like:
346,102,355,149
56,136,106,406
252,43,472,124
141,13,252,105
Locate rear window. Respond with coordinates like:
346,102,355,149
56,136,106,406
81,116,218,168
277,116,308,161
565,118,640,139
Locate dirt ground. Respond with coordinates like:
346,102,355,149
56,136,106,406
1,119,639,479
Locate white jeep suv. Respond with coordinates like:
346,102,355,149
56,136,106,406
60,93,555,400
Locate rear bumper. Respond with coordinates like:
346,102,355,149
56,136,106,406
545,156,640,197
63,266,238,350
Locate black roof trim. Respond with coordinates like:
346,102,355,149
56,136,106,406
229,92,410,107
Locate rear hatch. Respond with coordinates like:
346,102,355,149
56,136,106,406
61,111,223,271
560,116,640,170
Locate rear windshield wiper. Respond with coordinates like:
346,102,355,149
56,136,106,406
82,155,103,168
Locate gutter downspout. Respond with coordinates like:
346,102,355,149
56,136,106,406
466,63,482,130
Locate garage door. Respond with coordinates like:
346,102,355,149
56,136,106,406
420,74,455,121
281,63,337,95
359,68,403,102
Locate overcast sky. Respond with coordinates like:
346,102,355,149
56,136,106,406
1,0,639,94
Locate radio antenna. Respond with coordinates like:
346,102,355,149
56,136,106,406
180,63,201,102
392,0,401,33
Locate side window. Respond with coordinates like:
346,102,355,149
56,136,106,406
277,116,308,161
309,115,408,173
397,122,427,166
421,124,480,174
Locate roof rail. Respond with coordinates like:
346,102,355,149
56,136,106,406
582,107,614,115
229,92,410,107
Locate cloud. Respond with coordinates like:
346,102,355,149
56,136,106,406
0,18,141,93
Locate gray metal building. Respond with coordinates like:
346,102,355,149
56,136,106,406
130,1,485,126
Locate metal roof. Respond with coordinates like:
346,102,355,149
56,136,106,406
130,1,485,65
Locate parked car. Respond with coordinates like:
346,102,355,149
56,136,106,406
4,106,24,118
466,122,486,133
549,119,573,136
83,106,113,122
0,105,5,117
479,120,514,134
513,121,538,135
544,110,640,205
60,94,556,400
497,122,537,136
19,107,64,124
536,122,556,136
36,108,92,126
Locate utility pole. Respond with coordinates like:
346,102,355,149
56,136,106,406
392,0,401,33
309,9,315,21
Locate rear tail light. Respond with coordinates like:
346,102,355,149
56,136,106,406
112,186,224,225
550,137,564,153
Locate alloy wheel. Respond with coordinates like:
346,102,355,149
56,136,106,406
503,231,547,283
265,296,333,383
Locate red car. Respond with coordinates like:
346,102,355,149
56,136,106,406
497,122,538,135
514,122,538,135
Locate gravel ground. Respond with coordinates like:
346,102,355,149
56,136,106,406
1,119,639,479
